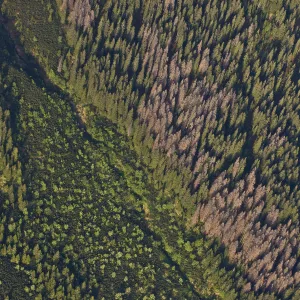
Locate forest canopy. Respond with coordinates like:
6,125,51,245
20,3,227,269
0,0,300,299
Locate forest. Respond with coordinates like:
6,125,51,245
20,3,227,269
0,0,300,299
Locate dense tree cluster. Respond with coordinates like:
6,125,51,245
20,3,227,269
2,0,300,298
0,109,31,299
